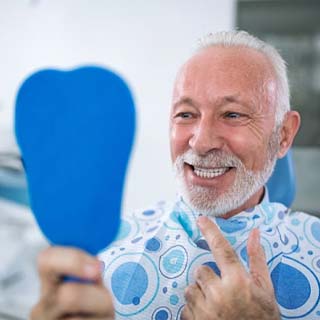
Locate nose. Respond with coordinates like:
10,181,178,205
188,119,224,156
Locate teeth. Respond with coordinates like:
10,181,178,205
193,167,228,179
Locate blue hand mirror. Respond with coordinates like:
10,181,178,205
15,66,135,255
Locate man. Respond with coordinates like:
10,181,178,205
31,31,319,320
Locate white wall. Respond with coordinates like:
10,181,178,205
0,0,235,213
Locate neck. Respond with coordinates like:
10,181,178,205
220,187,265,219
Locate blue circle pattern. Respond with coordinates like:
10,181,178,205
304,218,320,250
156,310,169,320
170,294,179,305
111,262,148,305
146,237,162,252
143,209,156,216
163,250,185,274
103,252,160,317
152,307,172,320
311,222,320,242
101,200,320,319
160,246,188,279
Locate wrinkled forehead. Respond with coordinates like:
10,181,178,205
172,45,277,110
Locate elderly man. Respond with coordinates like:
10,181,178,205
31,31,319,320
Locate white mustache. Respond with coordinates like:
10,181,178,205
177,149,243,168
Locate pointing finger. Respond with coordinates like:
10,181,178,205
197,216,244,276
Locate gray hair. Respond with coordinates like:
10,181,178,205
197,31,290,125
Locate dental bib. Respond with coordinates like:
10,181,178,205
15,66,135,254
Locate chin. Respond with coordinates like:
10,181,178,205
177,172,266,217
181,185,245,217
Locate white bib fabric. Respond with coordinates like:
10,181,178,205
100,193,320,319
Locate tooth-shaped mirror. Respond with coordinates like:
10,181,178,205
15,66,136,254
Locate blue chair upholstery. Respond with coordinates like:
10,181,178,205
266,150,296,207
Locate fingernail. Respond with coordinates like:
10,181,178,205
197,216,207,227
252,229,260,250
84,263,99,277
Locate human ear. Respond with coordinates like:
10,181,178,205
277,110,301,158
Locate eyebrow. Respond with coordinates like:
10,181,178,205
172,97,198,111
220,94,254,111
173,93,245,108
218,94,243,106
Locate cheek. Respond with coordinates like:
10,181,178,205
170,126,191,161
225,130,249,154
225,130,267,169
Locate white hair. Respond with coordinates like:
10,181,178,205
197,30,290,125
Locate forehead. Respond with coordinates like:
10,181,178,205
173,46,277,108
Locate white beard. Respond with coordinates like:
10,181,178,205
173,129,280,217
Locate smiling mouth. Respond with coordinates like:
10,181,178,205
185,163,232,179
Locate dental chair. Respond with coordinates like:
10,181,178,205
266,150,296,207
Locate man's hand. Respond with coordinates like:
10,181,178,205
181,216,280,320
30,246,114,320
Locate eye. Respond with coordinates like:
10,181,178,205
224,112,242,119
222,111,250,126
175,112,193,119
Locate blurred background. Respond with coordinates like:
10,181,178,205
0,0,319,319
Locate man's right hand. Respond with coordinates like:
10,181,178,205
30,246,115,320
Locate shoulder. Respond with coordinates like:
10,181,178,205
128,200,174,222
286,209,320,224
99,200,175,253
263,200,319,225
123,200,175,232
283,209,320,241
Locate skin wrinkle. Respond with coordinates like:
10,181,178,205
170,45,282,217
244,77,277,144
174,45,279,122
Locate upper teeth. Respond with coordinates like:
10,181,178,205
193,167,228,179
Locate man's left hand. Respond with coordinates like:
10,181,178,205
181,216,280,320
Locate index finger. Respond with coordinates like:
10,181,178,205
38,246,101,294
197,216,245,276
